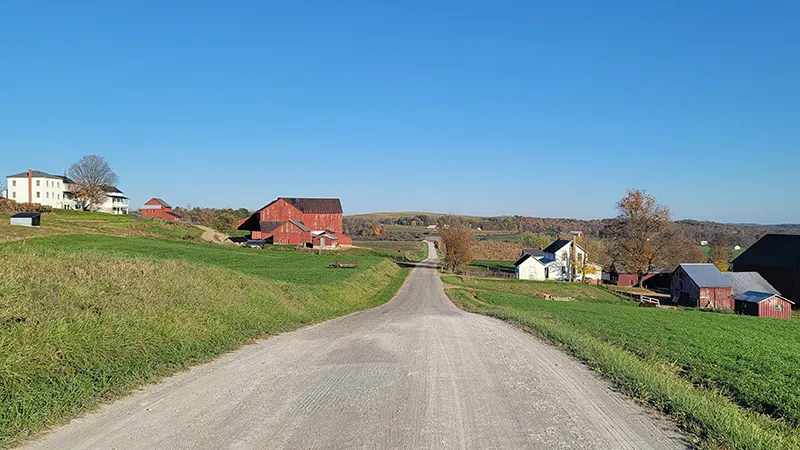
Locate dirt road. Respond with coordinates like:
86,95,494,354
26,242,685,449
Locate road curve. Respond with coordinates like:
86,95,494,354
26,241,686,449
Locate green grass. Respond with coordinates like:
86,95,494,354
446,282,800,449
0,212,202,243
0,235,412,446
468,259,516,273
9,235,388,286
443,276,627,304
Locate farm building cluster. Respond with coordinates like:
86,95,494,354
236,197,352,249
511,233,798,319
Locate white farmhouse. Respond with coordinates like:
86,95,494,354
514,239,600,283
6,169,129,214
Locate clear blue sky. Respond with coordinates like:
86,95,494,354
1,1,798,223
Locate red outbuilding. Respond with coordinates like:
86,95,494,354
669,263,734,310
237,197,352,247
140,198,183,222
735,291,794,319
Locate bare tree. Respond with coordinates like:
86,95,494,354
606,190,676,287
68,155,119,212
440,226,473,272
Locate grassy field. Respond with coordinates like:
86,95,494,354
468,259,516,273
0,211,202,243
700,245,744,261
0,235,412,446
445,278,800,449
352,240,428,262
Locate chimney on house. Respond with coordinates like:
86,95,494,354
28,169,32,203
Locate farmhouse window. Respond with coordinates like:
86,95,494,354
12,180,15,187
36,180,40,186
36,192,40,198
12,191,16,198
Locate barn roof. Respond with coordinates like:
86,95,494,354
735,291,794,305
259,221,282,233
680,264,733,288
288,220,310,232
148,198,171,208
723,272,781,296
263,198,343,214
733,234,800,270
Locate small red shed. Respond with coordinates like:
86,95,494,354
735,291,794,319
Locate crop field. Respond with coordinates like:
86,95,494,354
446,280,800,448
0,211,202,243
0,235,412,446
352,240,428,262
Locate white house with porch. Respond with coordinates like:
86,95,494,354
6,169,129,214
514,239,601,283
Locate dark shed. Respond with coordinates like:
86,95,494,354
10,212,41,227
732,234,800,307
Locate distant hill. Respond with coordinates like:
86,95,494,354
345,212,800,246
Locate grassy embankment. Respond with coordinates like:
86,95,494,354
0,210,202,243
0,235,412,446
444,276,800,449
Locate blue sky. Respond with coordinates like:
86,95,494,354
1,1,798,223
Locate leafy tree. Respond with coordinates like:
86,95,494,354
709,236,731,271
520,232,551,250
68,155,119,212
440,226,473,272
607,190,678,287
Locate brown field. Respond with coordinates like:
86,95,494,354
471,240,524,260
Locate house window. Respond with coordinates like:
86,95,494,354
12,180,16,187
36,180,40,186
46,180,49,187
36,192,40,198
46,192,49,198
544,267,550,278
12,191,16,198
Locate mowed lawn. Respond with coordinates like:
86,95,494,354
0,235,411,446
445,277,800,449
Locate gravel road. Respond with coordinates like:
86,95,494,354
26,241,686,449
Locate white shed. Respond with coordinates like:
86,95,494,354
10,212,41,227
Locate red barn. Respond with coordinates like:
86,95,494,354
669,263,734,310
140,198,183,222
237,198,352,246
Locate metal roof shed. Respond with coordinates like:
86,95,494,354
10,212,41,227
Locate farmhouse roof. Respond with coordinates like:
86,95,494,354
733,234,800,270
8,170,73,184
259,221,282,233
11,212,41,218
514,254,532,266
521,248,545,258
288,220,310,232
261,198,343,214
735,291,794,305
542,239,585,254
680,264,733,288
723,272,781,296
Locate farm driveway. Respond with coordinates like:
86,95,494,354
27,241,685,449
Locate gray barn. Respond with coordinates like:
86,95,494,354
10,212,41,227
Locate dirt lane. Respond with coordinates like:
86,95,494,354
26,241,685,449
